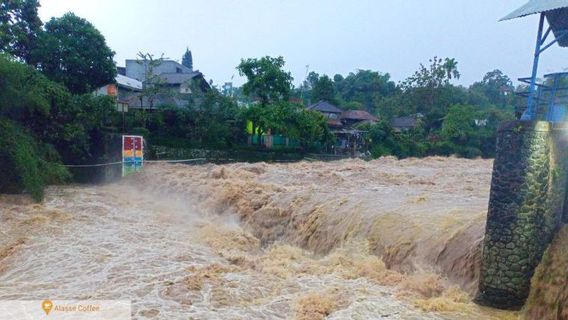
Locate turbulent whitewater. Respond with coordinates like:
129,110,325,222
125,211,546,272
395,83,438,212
0,157,517,319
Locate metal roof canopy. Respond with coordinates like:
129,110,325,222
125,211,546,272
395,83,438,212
502,0,568,120
502,0,567,19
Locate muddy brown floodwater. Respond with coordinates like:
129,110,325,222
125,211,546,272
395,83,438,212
0,157,519,319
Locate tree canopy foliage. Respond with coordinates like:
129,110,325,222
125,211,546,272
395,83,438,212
0,54,116,199
0,4,121,200
237,56,331,149
237,56,293,105
1,2,116,94
335,70,397,112
35,13,116,94
0,0,42,63
293,57,517,159
310,74,336,104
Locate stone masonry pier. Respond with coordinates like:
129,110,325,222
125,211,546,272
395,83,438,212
476,120,568,309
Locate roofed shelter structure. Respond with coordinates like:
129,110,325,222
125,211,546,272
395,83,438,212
476,1,568,310
501,0,568,120
391,116,418,133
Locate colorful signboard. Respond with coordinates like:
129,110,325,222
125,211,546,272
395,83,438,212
122,135,143,176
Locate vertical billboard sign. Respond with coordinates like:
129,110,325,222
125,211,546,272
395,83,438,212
122,135,144,177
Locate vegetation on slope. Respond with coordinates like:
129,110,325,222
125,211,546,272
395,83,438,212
523,226,568,319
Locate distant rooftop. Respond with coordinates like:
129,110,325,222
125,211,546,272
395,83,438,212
125,59,193,72
391,116,417,129
341,110,378,121
307,101,343,114
159,72,203,85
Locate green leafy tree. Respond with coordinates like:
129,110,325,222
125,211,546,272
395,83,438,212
54,94,118,163
144,87,245,149
438,104,486,158
237,56,293,105
0,54,68,191
136,52,169,110
311,74,336,104
187,90,245,148
442,58,460,81
360,120,428,159
403,57,460,89
400,57,463,130
441,104,476,143
334,69,397,113
33,13,116,94
0,0,42,63
253,102,331,150
470,106,514,157
293,71,318,105
0,118,69,201
307,71,320,88
0,54,53,120
359,121,396,157
0,53,117,164
293,108,332,149
469,69,514,108
237,56,294,145
375,92,409,121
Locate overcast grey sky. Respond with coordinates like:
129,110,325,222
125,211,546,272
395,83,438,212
38,0,566,87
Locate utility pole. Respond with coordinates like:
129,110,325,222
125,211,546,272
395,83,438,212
300,64,309,104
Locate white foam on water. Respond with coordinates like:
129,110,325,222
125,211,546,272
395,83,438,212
0,158,517,319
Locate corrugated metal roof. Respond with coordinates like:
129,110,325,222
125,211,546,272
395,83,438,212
501,0,568,21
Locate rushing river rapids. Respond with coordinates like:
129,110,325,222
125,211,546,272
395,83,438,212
0,157,520,319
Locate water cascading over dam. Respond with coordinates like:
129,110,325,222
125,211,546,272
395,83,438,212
0,158,518,319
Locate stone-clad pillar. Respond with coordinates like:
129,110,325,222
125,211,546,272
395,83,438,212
476,121,568,309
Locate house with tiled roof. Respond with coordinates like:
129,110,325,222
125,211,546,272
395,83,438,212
121,54,211,108
391,114,423,132
307,101,379,128
307,101,344,127
307,101,380,156
340,110,379,127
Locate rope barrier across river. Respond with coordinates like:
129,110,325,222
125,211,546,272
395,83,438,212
63,158,207,168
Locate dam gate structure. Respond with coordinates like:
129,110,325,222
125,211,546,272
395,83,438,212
476,0,568,309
